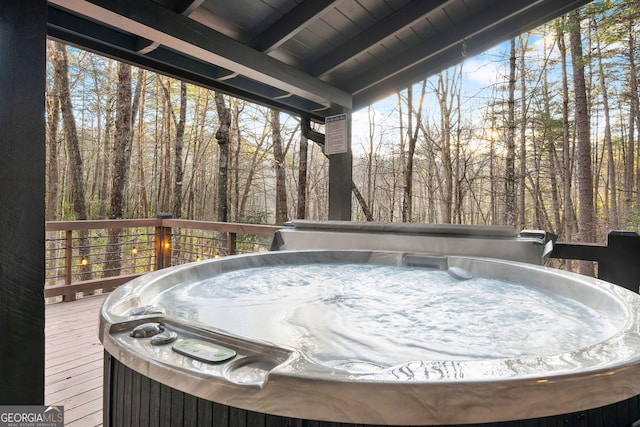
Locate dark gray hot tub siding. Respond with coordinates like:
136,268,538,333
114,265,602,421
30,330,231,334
105,354,640,427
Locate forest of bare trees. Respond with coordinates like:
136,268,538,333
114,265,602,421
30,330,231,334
46,0,639,246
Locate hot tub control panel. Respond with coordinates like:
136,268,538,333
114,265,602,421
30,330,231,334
103,310,294,390
172,338,236,363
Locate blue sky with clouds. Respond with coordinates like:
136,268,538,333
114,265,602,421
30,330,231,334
349,29,571,154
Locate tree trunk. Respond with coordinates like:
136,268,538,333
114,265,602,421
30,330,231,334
172,81,186,261
557,18,576,246
296,129,308,219
162,91,172,212
136,71,150,218
401,80,427,223
110,63,134,219
542,41,562,235
183,90,211,220
45,51,62,283
105,62,133,277
352,182,374,221
46,61,61,221
365,106,376,215
569,11,595,276
401,88,413,222
518,35,530,230
239,127,270,217
49,41,91,279
232,100,243,221
87,56,103,207
160,80,187,218
99,94,114,219
505,38,517,227
270,109,288,224
215,92,231,223
625,23,637,217
50,42,89,221
436,72,454,223
593,18,618,229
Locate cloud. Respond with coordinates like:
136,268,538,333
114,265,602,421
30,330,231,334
462,50,509,87
352,104,396,135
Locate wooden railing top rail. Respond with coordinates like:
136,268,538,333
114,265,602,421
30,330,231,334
550,242,608,262
46,218,162,231
162,219,281,236
45,218,282,235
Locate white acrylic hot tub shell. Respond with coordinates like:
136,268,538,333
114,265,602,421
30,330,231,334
99,250,640,425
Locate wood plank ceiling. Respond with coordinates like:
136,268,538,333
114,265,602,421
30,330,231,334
48,0,592,122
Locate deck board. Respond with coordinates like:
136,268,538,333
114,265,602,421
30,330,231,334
45,294,107,427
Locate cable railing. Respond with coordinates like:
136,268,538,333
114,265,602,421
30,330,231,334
45,218,281,301
44,219,640,302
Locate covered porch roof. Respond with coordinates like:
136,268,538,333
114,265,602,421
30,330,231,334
48,0,591,123
0,0,595,406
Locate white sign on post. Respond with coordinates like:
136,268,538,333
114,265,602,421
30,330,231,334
324,113,347,155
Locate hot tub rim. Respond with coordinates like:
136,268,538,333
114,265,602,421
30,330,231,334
100,249,640,425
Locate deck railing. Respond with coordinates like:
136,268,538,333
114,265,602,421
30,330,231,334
550,231,640,293
45,217,281,301
45,219,640,302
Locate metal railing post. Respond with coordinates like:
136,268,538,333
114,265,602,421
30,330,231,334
65,229,72,285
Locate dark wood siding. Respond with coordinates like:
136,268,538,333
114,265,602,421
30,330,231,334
105,354,640,427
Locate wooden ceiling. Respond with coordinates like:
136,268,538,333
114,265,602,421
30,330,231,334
48,0,591,122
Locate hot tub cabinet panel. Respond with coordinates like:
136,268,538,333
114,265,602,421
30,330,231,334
105,354,640,427
100,250,640,426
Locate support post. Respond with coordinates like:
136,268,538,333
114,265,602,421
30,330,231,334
227,232,237,256
0,0,47,404
551,231,640,293
155,213,172,270
326,106,352,220
598,231,640,293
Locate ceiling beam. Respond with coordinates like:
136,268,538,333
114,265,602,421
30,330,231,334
49,0,352,109
345,0,544,97
135,0,204,54
48,6,328,121
352,0,591,109
250,0,341,53
310,0,452,78
175,0,204,16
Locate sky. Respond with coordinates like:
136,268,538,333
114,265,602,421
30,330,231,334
349,44,512,154
348,29,568,155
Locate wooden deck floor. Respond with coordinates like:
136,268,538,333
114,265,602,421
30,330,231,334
45,294,107,427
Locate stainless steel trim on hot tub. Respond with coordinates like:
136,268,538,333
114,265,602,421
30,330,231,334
100,250,640,426
271,221,556,265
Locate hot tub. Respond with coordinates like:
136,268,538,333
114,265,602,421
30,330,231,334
100,223,640,426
